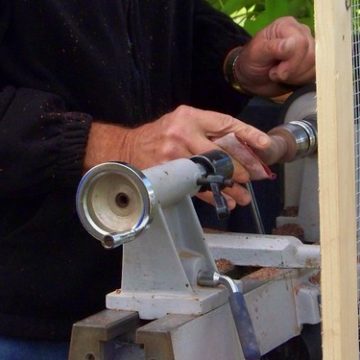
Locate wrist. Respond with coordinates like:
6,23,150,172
84,122,131,171
223,47,253,96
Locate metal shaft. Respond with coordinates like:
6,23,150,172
246,182,265,234
198,271,261,360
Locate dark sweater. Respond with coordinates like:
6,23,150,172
0,0,250,340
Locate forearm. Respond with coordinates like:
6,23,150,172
84,122,133,171
191,0,251,114
83,104,275,208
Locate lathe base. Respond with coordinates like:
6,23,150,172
69,268,320,360
69,304,245,360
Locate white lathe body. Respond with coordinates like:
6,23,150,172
70,87,321,360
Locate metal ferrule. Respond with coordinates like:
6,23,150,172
280,116,317,160
103,230,137,249
197,270,240,293
191,150,234,181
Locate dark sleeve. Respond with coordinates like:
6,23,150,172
0,86,92,198
191,0,252,115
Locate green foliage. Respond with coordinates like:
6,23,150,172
353,0,360,33
208,0,314,35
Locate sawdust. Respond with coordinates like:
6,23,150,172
281,206,298,217
309,271,320,285
215,258,234,274
272,223,304,241
246,267,283,281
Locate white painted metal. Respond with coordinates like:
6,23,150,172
154,303,245,360
295,285,321,325
279,90,320,243
98,158,321,358
206,232,320,268
77,143,322,357
242,268,320,354
106,159,227,319
282,89,317,207
276,156,319,244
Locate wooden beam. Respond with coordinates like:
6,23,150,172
314,0,359,358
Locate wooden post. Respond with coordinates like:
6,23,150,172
314,0,359,358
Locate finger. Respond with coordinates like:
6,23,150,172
271,55,315,84
222,192,237,210
188,135,251,183
271,37,297,60
231,123,271,151
196,183,251,208
230,158,251,184
255,134,289,165
180,106,270,150
222,182,252,206
196,191,237,210
297,65,316,83
268,36,314,82
251,37,297,68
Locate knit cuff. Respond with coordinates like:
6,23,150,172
45,111,92,188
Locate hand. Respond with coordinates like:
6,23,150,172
254,134,289,165
84,105,272,208
232,16,315,97
128,106,273,208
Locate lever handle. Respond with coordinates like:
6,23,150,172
197,174,233,219
210,181,229,219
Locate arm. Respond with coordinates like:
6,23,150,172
190,0,252,115
0,86,275,207
85,105,272,208
0,86,92,198
0,4,92,198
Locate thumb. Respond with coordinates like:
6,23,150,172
238,36,294,68
264,38,296,82
255,134,289,165
264,37,296,62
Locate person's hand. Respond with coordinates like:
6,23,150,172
254,134,289,165
84,105,272,208
230,16,315,97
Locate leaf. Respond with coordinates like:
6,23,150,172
243,11,271,35
298,16,315,34
265,0,290,19
222,0,249,14
206,0,315,34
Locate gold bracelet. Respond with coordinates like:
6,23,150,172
223,47,252,95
